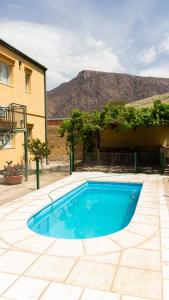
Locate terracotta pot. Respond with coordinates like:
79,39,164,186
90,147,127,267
4,175,23,185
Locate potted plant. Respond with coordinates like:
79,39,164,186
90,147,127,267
3,161,24,185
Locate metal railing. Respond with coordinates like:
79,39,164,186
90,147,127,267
75,150,167,174
0,103,27,148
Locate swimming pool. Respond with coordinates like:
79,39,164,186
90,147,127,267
28,181,142,239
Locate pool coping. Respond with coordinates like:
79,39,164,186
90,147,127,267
0,172,161,255
27,180,143,241
0,172,168,300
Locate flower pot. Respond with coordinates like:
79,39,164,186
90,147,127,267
4,175,23,185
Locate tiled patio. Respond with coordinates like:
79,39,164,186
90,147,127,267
0,172,168,300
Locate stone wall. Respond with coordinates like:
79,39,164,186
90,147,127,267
47,119,84,162
48,120,68,161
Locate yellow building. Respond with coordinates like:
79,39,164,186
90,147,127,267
0,39,47,174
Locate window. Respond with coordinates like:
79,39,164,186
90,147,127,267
27,124,33,139
25,72,31,93
4,139,12,149
0,62,10,85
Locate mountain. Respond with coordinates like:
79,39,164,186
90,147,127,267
126,92,169,108
47,70,169,118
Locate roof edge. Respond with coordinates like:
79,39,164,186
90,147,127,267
0,39,47,71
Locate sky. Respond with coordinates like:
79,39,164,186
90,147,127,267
1,0,169,90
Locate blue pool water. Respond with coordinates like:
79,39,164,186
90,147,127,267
28,181,142,239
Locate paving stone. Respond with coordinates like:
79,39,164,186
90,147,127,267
81,288,120,300
113,266,162,299
46,239,84,256
0,250,38,274
81,252,120,265
67,261,116,290
26,255,77,281
4,276,49,300
40,282,83,300
120,248,161,271
0,272,18,295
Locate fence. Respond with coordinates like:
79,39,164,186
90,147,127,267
74,151,168,174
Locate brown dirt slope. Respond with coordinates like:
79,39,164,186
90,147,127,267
126,92,169,108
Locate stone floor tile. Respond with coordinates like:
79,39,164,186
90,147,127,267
0,272,18,295
122,296,150,300
0,250,38,274
162,261,169,279
160,209,169,216
138,233,160,251
40,282,83,300
161,229,169,237
138,201,159,208
0,220,26,232
81,288,120,300
3,276,49,300
120,248,161,271
138,195,158,202
132,214,159,225
26,255,77,281
0,240,9,249
111,231,144,248
160,204,168,210
81,252,120,265
126,223,157,237
15,235,55,254
162,248,169,261
161,237,169,248
0,228,33,244
0,249,6,256
46,239,84,256
9,199,31,207
3,212,31,221
161,220,169,229
67,261,116,290
112,266,162,299
16,205,42,213
136,207,159,216
0,207,15,215
84,237,121,255
163,279,169,300
161,218,169,227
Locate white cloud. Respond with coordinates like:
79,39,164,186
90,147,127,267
0,20,124,89
138,46,157,64
139,67,169,78
159,33,169,54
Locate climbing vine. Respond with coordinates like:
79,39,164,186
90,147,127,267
60,109,101,153
60,100,169,152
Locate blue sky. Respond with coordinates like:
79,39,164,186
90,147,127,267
1,0,169,89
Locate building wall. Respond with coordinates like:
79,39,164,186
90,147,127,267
100,127,169,149
48,123,68,161
0,44,46,169
47,121,169,163
47,120,83,161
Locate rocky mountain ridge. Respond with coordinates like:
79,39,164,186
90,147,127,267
47,70,169,118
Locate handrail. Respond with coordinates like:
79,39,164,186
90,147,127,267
0,103,27,131
0,103,27,149
48,173,132,203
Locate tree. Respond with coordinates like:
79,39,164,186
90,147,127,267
60,109,101,155
60,100,169,164
28,138,50,161
28,139,50,189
